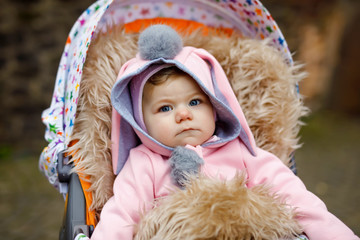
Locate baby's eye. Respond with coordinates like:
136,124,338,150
189,99,201,106
159,105,172,112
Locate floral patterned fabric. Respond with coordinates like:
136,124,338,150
39,0,112,192
40,0,293,192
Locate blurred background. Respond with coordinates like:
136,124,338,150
0,0,359,239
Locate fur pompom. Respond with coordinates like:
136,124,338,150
134,174,302,240
138,24,183,60
169,146,204,188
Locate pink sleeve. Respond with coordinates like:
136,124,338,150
90,148,155,240
243,146,358,240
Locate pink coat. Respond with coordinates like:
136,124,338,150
91,34,358,239
91,140,358,239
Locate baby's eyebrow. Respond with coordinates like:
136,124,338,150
152,96,173,103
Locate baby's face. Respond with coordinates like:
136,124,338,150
142,74,215,147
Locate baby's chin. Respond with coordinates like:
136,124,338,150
172,138,207,148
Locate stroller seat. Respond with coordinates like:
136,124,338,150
39,1,308,239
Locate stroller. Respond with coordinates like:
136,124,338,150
39,0,308,239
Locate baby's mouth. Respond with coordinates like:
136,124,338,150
177,128,196,135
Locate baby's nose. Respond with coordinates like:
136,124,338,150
175,108,193,123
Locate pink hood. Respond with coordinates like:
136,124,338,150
111,26,257,175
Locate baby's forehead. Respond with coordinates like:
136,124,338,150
143,73,206,98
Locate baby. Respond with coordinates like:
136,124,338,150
80,25,358,240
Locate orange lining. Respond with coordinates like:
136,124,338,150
124,17,234,36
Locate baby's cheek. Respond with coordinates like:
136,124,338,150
154,125,173,143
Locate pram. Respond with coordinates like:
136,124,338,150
39,0,308,239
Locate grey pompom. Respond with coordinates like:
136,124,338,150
138,25,183,60
169,146,204,188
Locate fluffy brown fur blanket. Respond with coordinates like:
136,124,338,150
134,174,302,240
68,25,308,220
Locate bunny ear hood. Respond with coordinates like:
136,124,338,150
111,25,256,175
